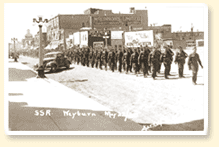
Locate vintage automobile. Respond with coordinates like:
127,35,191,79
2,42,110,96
34,52,71,73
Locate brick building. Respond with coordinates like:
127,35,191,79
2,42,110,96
171,28,204,49
46,7,148,49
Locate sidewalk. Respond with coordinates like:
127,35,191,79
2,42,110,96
7,59,142,131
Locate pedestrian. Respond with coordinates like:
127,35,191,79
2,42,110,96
160,46,174,79
130,48,139,76
138,46,150,78
174,46,188,78
188,46,203,85
148,46,161,80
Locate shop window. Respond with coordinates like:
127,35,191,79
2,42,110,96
115,45,117,49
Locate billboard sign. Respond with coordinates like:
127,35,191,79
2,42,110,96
93,42,104,48
80,31,88,46
111,31,123,39
73,32,80,45
93,16,141,26
124,30,153,47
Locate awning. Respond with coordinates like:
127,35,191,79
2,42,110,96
44,40,60,50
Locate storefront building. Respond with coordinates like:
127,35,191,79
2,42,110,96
46,7,148,49
171,28,204,49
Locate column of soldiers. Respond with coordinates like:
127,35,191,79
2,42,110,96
66,45,203,84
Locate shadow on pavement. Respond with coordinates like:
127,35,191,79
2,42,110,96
58,79,88,83
8,101,142,131
45,67,75,74
9,68,36,81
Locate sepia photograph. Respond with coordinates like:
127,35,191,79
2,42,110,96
4,3,208,135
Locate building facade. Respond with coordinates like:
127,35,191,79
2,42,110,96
46,7,148,49
171,28,204,49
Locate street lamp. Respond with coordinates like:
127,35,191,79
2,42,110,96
11,38,18,62
33,15,48,78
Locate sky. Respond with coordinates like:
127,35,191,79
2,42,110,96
4,3,205,44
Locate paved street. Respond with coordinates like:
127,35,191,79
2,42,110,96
8,60,142,131
17,49,205,130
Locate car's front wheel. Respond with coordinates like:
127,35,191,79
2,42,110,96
65,64,70,69
50,64,57,73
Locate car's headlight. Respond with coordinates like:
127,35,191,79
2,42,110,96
34,63,38,68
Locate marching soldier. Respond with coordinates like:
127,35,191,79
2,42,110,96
129,48,134,72
157,46,162,74
114,48,118,71
160,46,174,79
85,47,89,67
130,48,139,76
96,47,102,69
77,48,81,65
117,48,123,73
188,46,203,85
101,47,108,71
122,48,130,74
108,47,116,72
167,45,174,75
138,46,150,78
81,48,85,66
148,46,161,80
174,46,188,78
89,47,94,68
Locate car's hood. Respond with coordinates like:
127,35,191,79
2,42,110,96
43,57,55,62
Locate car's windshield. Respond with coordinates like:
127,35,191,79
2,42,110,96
44,54,56,58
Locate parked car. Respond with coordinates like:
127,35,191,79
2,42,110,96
34,52,71,73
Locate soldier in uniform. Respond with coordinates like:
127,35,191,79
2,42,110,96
167,45,174,75
130,48,139,76
147,46,152,74
108,47,116,72
160,46,174,79
101,47,108,71
138,46,150,78
89,47,94,68
114,48,118,71
188,46,203,85
96,47,102,69
174,46,188,78
122,48,130,73
157,46,162,74
129,48,134,72
148,46,161,80
77,48,80,65
117,48,123,73
85,47,89,67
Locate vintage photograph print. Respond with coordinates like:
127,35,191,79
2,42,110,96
4,3,208,135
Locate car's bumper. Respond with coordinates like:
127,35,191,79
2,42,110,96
34,64,50,71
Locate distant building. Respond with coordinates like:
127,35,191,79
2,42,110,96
23,29,33,49
172,28,204,49
46,7,148,49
